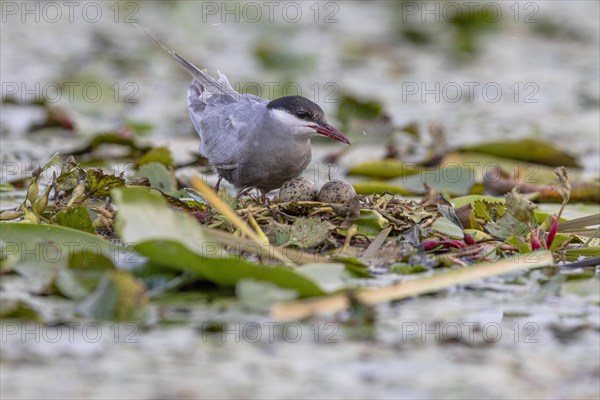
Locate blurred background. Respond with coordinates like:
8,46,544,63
1,1,599,399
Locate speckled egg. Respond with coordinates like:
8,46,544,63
279,177,318,202
318,180,356,204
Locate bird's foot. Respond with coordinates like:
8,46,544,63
214,176,223,193
236,187,270,206
236,186,254,199
260,191,269,206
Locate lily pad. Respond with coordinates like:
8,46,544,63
352,181,415,196
0,223,131,266
112,187,351,297
236,278,299,312
136,146,173,167
132,162,177,193
459,137,579,167
348,160,421,180
295,263,354,293
400,164,478,196
0,300,42,320
77,270,149,320
3,223,120,300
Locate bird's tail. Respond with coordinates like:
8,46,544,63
134,23,237,98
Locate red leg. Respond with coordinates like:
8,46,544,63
214,176,223,192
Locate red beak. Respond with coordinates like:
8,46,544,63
308,124,351,145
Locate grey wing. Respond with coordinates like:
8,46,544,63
187,80,206,135
187,73,265,137
196,98,269,169
187,74,238,134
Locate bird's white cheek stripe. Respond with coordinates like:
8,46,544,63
270,109,304,126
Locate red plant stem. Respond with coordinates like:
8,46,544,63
422,239,467,251
546,199,567,249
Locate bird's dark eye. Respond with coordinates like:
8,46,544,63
295,110,309,119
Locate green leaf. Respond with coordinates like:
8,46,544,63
125,120,154,135
451,195,505,209
254,42,314,72
0,182,17,192
295,263,353,292
136,147,174,167
3,222,119,300
346,210,390,239
40,153,62,171
472,199,506,223
132,162,177,193
400,165,477,196
89,132,141,150
443,152,561,184
112,187,210,252
67,252,116,292
10,249,113,301
12,259,64,294
55,205,95,233
505,187,537,225
454,195,553,226
486,213,530,239
561,279,600,302
0,300,41,320
336,94,384,126
459,137,579,167
564,247,600,261
506,236,531,253
134,240,327,297
391,263,428,274
463,229,492,242
0,222,137,268
236,278,298,312
431,216,464,239
54,268,91,300
352,181,414,196
86,168,126,197
218,189,238,210
437,204,463,227
267,221,292,246
285,217,334,249
56,156,86,191
334,257,371,277
549,233,573,251
112,187,346,297
396,207,434,224
77,270,149,320
348,160,421,180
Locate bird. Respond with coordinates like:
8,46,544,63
135,24,350,196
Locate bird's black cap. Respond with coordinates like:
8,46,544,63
267,96,326,125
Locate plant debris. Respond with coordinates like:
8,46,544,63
0,150,598,324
